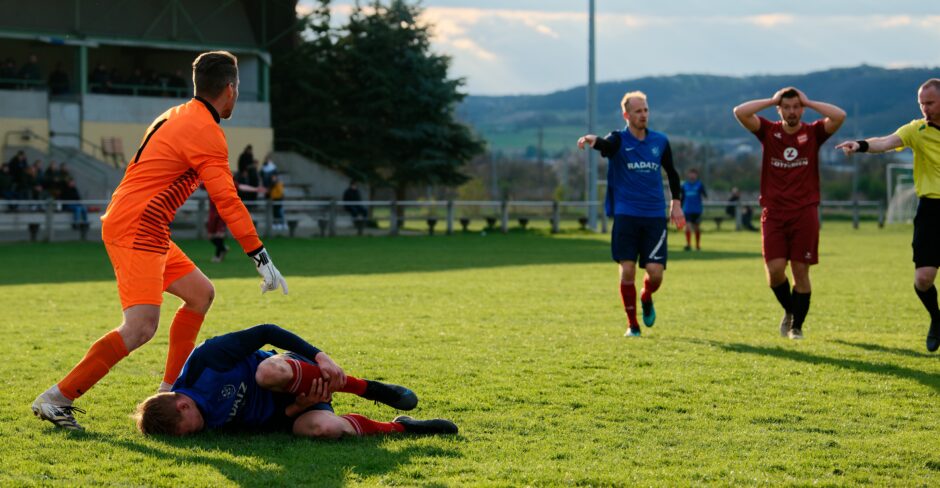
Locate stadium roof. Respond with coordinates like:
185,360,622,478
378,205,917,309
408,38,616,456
0,0,300,60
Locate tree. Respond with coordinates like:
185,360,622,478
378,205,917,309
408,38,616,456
335,0,483,201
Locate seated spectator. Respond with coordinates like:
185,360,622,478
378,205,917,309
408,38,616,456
167,69,187,97
0,58,16,89
48,62,70,95
741,205,758,232
43,161,61,199
90,63,111,93
18,54,41,88
7,151,27,186
0,163,14,201
20,165,43,201
342,181,367,220
61,179,88,227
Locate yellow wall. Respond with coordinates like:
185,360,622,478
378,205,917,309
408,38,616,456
0,118,49,153
82,121,272,169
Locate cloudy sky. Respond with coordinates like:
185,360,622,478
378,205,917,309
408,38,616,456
300,1,940,96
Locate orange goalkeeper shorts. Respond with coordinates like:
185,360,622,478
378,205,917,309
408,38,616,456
105,240,197,309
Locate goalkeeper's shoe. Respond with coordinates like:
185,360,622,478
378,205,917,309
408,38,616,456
362,381,418,411
32,394,85,431
641,299,656,327
393,415,458,435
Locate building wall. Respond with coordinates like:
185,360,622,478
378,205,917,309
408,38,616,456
0,90,50,153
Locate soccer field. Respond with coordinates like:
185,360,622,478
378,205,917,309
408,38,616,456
2,223,938,486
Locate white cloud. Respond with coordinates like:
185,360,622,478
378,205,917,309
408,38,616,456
745,13,795,28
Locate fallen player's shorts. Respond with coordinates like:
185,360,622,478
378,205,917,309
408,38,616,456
760,205,819,265
264,352,334,433
913,197,940,268
611,215,668,268
105,240,197,309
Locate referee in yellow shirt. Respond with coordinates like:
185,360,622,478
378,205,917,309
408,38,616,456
837,78,940,352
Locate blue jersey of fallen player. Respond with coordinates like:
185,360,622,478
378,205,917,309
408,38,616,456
593,127,681,218
681,180,707,214
172,324,322,430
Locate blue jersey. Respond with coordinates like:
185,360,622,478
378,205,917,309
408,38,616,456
597,128,681,218
172,324,322,430
681,180,707,214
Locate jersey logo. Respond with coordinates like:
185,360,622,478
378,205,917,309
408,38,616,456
623,146,636,152
774,132,782,139
226,382,248,422
651,147,660,156
783,147,799,161
797,134,808,145
221,384,236,399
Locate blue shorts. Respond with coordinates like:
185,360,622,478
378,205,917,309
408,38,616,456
263,351,334,433
611,215,668,268
685,213,702,225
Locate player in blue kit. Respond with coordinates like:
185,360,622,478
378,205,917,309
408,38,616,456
578,91,685,337
134,324,458,437
680,168,707,251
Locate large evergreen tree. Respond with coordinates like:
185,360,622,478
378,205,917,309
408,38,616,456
271,0,483,198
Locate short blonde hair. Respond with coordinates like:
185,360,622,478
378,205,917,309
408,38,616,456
134,392,181,435
621,91,648,112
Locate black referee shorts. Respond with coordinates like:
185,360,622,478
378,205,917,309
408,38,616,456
913,197,940,268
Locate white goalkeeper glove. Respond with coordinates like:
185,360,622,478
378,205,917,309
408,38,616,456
249,247,288,295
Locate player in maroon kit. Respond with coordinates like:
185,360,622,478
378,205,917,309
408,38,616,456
733,88,845,339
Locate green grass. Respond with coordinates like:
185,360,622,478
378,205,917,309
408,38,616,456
2,223,939,486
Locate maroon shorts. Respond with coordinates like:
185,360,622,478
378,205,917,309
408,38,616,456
205,205,226,235
760,205,819,265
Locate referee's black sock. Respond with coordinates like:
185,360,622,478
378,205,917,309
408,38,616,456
914,285,940,320
791,290,811,330
771,279,793,314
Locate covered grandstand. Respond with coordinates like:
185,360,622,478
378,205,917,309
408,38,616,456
0,0,298,198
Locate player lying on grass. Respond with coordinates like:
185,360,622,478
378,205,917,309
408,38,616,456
134,324,458,437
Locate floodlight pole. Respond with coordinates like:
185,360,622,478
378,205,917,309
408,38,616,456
587,0,598,230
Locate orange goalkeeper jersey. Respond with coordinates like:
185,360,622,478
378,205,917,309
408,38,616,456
101,97,263,255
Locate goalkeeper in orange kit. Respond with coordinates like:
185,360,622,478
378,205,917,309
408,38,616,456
32,51,288,430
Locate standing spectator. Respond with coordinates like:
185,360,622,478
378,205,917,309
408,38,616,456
7,151,27,189
48,62,70,95
725,187,741,221
733,87,846,340
61,179,88,227
269,173,285,230
56,162,72,197
260,154,278,188
19,54,41,87
342,181,368,220
0,163,14,202
168,69,187,98
238,145,254,174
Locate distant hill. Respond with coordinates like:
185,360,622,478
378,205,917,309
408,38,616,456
458,65,940,154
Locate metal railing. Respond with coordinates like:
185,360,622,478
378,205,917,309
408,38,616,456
0,197,887,243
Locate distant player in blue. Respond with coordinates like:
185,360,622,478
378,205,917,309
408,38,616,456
680,168,708,251
578,91,685,337
134,324,458,437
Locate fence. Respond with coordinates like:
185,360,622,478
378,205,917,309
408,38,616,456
0,198,886,243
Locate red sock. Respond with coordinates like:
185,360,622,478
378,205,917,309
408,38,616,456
341,413,405,435
163,307,205,385
641,276,661,303
685,229,691,246
284,358,367,395
695,229,701,248
620,281,638,327
58,330,129,400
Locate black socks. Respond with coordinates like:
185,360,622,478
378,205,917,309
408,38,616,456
771,279,792,314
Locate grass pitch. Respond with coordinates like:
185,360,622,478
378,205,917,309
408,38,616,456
2,223,939,486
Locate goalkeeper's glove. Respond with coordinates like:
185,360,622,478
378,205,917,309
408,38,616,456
249,247,288,295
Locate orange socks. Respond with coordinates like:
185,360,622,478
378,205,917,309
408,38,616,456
58,330,129,400
163,308,205,385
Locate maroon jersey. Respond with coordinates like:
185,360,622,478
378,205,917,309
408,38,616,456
752,116,831,211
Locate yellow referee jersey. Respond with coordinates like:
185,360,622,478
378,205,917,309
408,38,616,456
896,119,940,199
